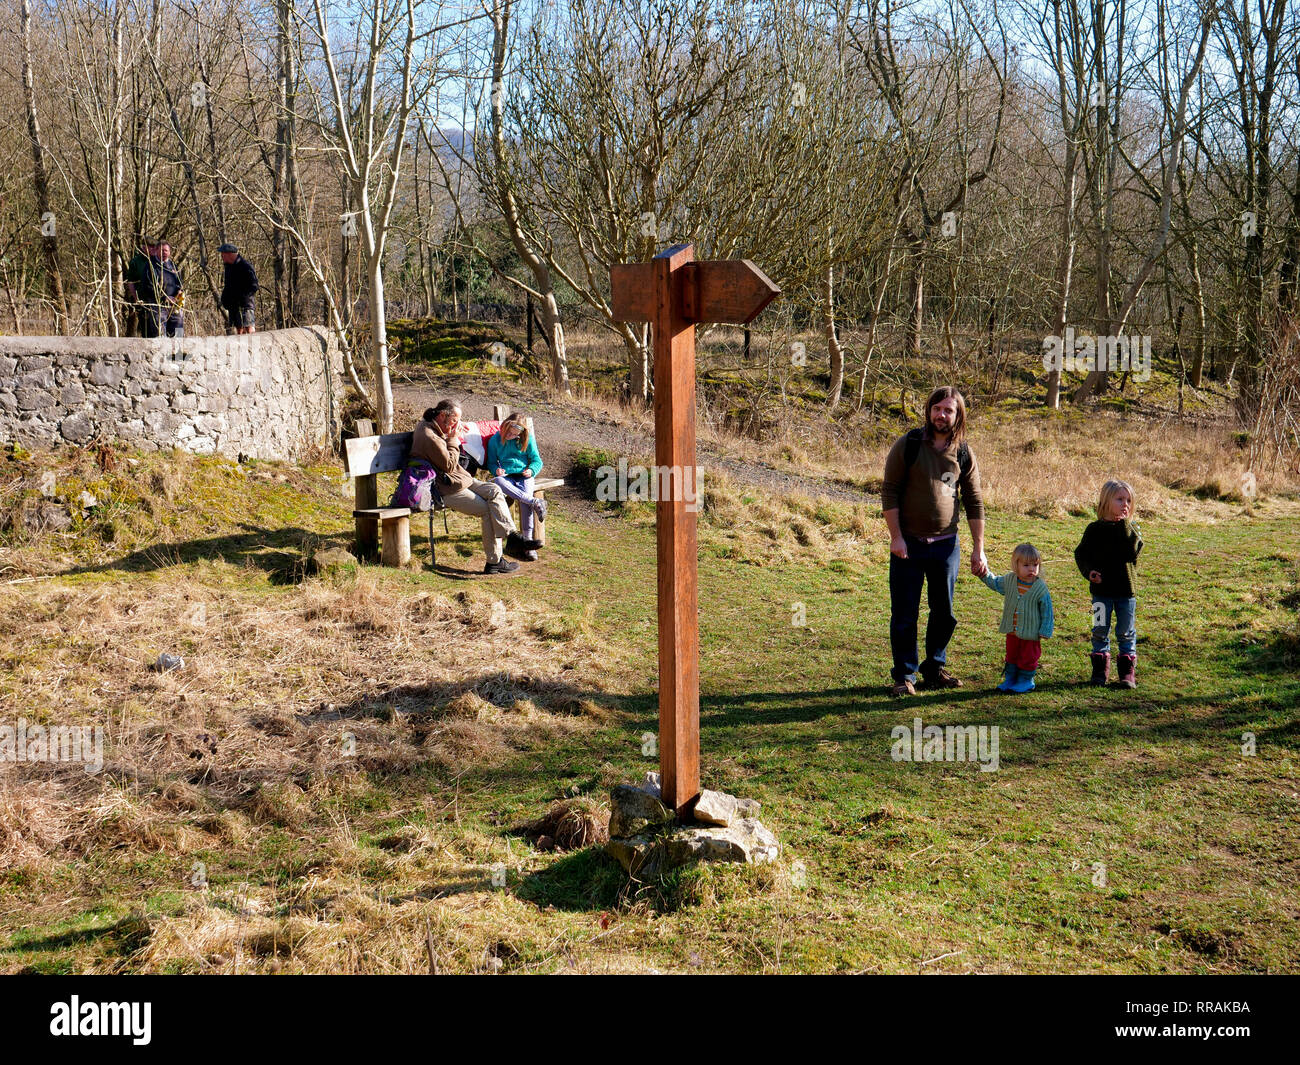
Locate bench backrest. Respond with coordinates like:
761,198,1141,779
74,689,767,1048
345,431,413,477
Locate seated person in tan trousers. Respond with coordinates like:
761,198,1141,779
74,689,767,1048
412,400,543,574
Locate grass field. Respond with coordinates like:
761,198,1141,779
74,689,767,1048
1,432,1296,974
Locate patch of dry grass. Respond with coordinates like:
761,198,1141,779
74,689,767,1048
0,564,624,892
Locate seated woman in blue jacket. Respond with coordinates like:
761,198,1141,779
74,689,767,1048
486,413,547,561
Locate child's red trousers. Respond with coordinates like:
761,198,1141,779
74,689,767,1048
1005,634,1041,671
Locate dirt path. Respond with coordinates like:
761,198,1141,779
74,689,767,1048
392,378,871,523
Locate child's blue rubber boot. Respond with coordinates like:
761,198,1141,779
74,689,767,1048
996,664,1018,692
1008,668,1037,693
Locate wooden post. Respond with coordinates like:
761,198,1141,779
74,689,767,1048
652,245,700,815
611,245,779,816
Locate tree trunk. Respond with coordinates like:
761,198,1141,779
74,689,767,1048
2,262,23,335
21,0,69,333
487,0,571,393
369,251,395,433
1280,156,1300,312
1046,141,1078,408
1188,228,1207,388
905,244,924,358
624,326,651,405
537,289,570,393
824,262,843,409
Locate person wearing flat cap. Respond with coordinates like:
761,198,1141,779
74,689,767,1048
218,243,259,334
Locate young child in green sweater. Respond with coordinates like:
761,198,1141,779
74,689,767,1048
1074,479,1143,688
980,543,1054,693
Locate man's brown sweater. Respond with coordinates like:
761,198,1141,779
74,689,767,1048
881,433,985,539
411,417,473,491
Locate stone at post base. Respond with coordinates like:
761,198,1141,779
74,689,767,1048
608,783,674,839
607,818,780,879
693,788,761,827
605,780,779,878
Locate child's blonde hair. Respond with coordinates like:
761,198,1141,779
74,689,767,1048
1097,479,1135,519
1012,543,1041,567
500,412,530,453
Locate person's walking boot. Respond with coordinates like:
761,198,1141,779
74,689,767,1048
1089,652,1111,687
996,663,1018,692
483,558,519,575
506,531,542,558
1008,668,1037,693
1115,653,1137,689
918,665,963,690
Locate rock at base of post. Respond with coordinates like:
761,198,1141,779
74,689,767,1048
605,779,779,878
607,818,780,879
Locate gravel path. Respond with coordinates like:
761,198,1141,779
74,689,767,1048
392,378,871,517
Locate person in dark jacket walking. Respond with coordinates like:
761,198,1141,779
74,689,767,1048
218,243,258,334
138,240,184,339
123,237,157,337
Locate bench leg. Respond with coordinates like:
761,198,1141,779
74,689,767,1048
355,515,379,562
355,474,379,559
533,489,547,546
382,515,411,567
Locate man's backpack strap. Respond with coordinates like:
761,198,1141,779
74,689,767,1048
902,427,924,470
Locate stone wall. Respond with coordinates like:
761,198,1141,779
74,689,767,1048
0,327,343,461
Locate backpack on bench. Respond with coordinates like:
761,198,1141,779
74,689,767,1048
391,459,441,512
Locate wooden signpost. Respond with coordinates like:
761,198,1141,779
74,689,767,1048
610,244,779,815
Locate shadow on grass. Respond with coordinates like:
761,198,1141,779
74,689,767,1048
53,519,511,585
59,523,350,585
307,674,650,726
515,846,625,912
4,915,150,957
694,665,1300,768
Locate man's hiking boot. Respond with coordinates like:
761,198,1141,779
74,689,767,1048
506,532,543,558
918,666,962,690
1089,652,1111,687
891,678,916,697
1114,653,1137,689
483,558,519,575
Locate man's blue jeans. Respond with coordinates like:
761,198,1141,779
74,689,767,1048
1091,596,1137,656
889,534,960,683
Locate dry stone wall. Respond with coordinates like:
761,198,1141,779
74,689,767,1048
0,327,342,461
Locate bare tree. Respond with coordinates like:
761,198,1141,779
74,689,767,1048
1072,0,1214,402
20,0,69,331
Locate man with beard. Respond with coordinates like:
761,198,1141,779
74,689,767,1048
881,386,989,696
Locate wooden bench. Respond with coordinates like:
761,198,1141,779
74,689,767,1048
343,409,564,567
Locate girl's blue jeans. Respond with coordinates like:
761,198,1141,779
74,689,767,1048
1091,596,1137,656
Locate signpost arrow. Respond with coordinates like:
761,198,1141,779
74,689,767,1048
609,244,780,815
